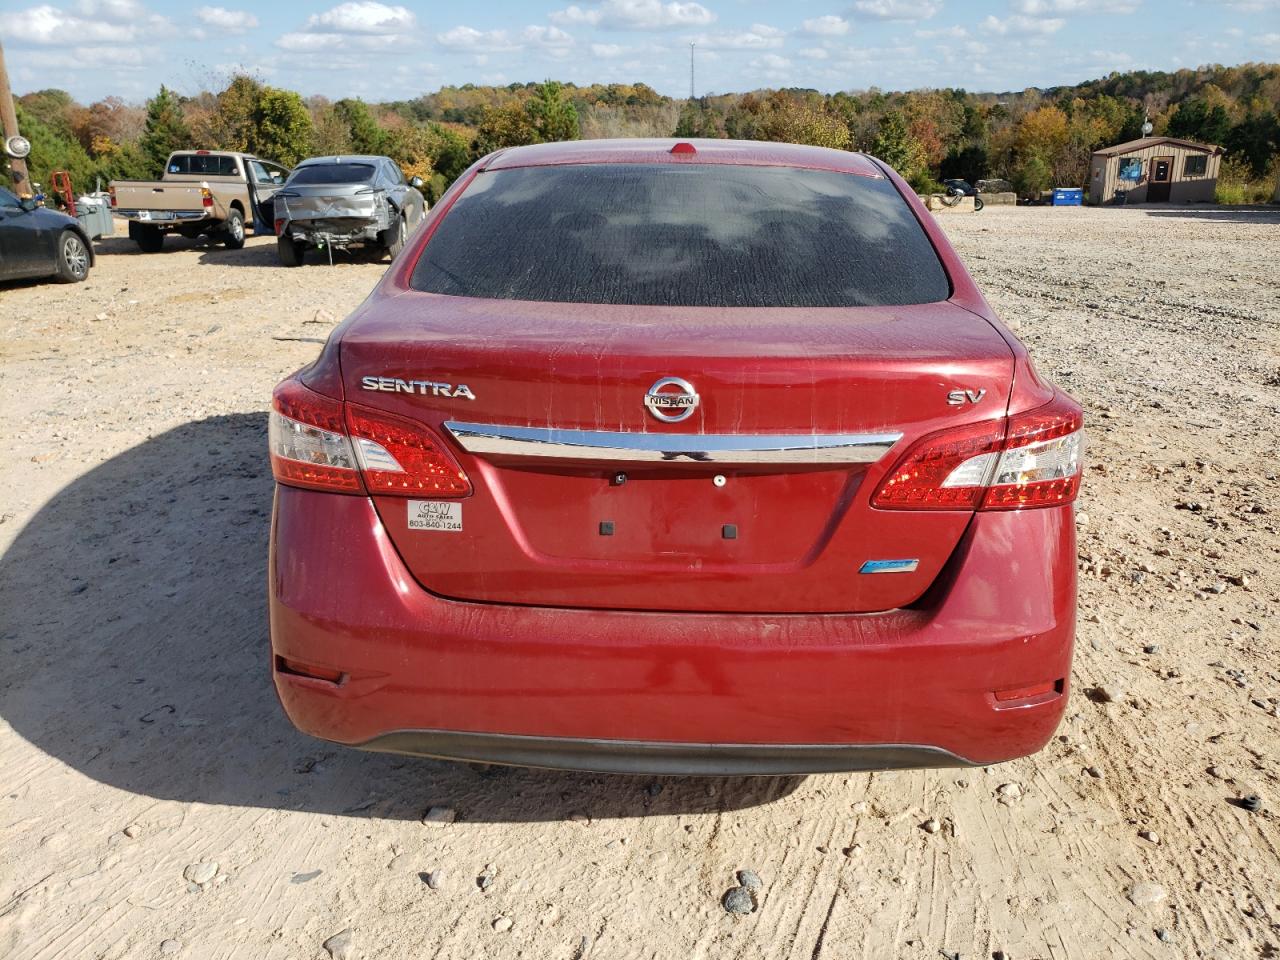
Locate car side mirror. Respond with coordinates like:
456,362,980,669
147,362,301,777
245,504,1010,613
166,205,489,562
409,176,424,189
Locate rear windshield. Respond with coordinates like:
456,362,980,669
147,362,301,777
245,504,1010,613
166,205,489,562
289,163,376,185
410,163,950,307
168,154,240,176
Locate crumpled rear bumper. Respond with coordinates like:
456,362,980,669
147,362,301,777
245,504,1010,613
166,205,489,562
269,487,1076,773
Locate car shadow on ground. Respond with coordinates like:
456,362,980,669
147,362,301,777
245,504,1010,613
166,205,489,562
193,239,389,269
0,414,801,822
1138,204,1280,224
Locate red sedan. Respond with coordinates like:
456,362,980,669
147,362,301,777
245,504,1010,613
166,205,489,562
268,139,1083,775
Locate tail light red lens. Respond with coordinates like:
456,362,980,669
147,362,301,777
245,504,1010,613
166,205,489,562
274,218,286,236
200,186,213,209
108,185,116,208
346,404,472,497
872,394,1083,512
269,379,471,497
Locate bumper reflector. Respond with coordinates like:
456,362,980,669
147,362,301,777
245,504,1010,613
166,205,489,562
993,679,1063,705
276,656,346,685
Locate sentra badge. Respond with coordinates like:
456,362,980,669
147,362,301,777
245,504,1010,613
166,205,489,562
361,376,476,400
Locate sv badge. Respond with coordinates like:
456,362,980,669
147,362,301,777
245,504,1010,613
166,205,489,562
947,388,987,406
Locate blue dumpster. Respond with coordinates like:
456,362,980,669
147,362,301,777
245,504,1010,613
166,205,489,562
1052,188,1083,206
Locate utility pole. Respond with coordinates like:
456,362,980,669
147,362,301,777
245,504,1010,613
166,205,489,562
0,40,31,197
689,42,696,101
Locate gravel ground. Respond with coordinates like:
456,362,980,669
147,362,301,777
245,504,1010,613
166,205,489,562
2,205,1278,960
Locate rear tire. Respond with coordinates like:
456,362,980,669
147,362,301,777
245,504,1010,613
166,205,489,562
54,230,91,283
380,212,406,260
974,196,985,212
277,235,305,267
133,223,164,253
223,208,246,249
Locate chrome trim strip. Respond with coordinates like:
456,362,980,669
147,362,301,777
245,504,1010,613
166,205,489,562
859,559,921,574
445,422,901,465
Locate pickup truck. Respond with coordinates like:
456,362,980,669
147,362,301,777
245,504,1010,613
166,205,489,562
109,150,290,253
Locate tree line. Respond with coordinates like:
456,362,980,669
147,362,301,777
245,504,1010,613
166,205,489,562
9,63,1278,204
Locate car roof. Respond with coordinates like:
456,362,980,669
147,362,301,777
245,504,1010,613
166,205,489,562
483,139,885,178
296,155,388,166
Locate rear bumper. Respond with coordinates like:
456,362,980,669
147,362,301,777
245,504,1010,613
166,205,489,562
115,209,210,223
269,487,1076,773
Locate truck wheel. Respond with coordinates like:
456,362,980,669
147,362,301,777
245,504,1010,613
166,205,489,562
974,196,985,212
133,224,164,253
380,212,407,259
223,208,246,249
277,235,305,267
54,230,91,283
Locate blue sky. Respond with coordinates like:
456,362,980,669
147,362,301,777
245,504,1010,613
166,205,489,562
5,0,1279,103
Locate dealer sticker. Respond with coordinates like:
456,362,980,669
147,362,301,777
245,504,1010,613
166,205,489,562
408,500,463,532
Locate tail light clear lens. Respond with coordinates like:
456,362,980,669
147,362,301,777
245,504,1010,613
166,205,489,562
269,380,363,493
346,404,472,496
982,400,1083,509
268,379,471,497
872,394,1083,512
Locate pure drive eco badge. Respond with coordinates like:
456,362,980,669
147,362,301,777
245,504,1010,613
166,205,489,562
408,501,463,532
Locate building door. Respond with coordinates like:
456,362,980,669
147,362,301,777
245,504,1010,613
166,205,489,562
1148,157,1173,202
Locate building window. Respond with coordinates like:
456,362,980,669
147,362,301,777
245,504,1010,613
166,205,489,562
1184,155,1208,177
1117,158,1143,182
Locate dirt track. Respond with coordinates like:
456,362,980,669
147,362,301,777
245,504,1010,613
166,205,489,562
2,205,1279,960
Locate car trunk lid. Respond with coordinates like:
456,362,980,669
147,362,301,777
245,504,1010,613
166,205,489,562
339,292,1014,614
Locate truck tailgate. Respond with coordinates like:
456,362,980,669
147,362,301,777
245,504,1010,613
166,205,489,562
112,181,207,213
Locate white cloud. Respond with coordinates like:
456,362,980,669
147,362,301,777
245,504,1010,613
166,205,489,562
523,25,576,49
9,1,173,44
19,43,149,68
549,0,714,30
852,0,941,20
196,6,259,32
591,42,628,57
277,2,415,53
436,24,575,53
750,52,791,79
801,15,851,35
1015,0,1139,12
693,24,785,49
1205,0,1277,10
304,2,415,33
798,46,831,59
980,13,1066,34
916,24,968,37
437,25,520,51
276,31,403,50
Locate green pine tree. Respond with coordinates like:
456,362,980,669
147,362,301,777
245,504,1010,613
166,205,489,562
138,86,191,176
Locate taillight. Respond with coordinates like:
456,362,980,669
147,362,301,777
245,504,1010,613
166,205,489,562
108,185,116,208
200,185,213,209
274,218,286,236
268,379,471,497
872,394,1083,512
269,379,363,493
982,398,1083,509
346,404,471,497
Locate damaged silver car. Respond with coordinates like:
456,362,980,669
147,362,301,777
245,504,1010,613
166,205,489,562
273,155,427,267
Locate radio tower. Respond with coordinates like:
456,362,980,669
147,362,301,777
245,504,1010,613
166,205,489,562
689,42,696,100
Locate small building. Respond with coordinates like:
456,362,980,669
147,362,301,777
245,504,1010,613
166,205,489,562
1088,136,1223,205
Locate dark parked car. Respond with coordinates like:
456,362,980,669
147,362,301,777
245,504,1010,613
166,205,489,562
0,186,94,284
